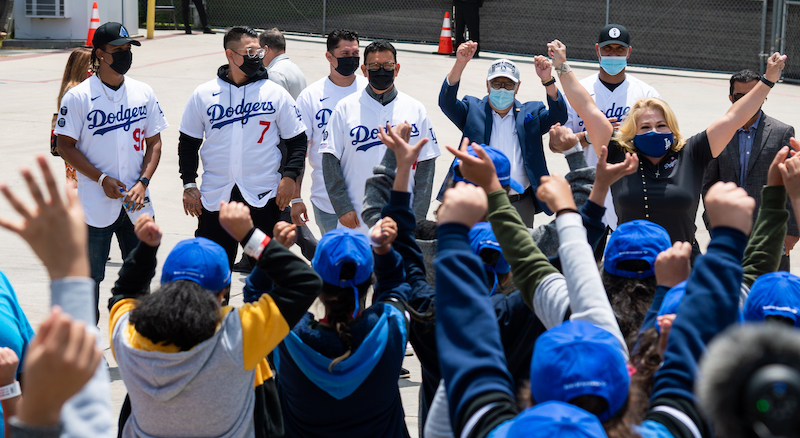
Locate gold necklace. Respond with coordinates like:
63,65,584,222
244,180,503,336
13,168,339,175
101,80,125,103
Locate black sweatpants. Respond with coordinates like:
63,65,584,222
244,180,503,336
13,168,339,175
196,185,281,268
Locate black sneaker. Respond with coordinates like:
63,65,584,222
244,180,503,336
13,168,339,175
232,256,251,273
185,28,193,35
203,27,215,34
399,367,410,379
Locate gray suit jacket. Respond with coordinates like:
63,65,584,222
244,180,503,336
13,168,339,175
702,112,797,236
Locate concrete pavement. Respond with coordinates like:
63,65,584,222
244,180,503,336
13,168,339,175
1,29,799,437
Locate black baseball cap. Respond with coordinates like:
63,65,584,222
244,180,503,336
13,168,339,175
93,22,141,47
598,24,629,48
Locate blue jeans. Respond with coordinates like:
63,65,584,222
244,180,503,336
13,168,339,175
312,202,339,235
88,207,139,323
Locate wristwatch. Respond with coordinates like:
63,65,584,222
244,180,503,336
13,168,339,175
137,177,150,188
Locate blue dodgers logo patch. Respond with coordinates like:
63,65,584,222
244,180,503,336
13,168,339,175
207,101,276,129
315,108,332,129
351,123,419,152
60,106,67,115
120,26,130,38
87,105,148,135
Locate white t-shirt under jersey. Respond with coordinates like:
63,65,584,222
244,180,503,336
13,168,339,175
295,75,369,214
319,89,441,234
179,77,306,211
54,75,168,228
564,72,660,229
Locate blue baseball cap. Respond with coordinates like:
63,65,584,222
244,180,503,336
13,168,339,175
505,401,607,438
312,228,374,318
744,272,800,327
469,222,510,295
530,320,629,422
603,220,671,279
453,144,526,194
161,237,231,292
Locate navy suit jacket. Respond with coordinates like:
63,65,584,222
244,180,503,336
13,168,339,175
437,78,568,214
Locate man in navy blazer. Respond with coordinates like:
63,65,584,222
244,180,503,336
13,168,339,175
438,41,567,226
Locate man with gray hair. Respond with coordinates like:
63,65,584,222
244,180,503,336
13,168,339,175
260,28,307,99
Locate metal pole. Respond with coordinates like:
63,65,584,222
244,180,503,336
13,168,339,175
780,0,787,54
322,0,327,35
147,0,155,39
761,0,768,74
606,0,610,25
771,0,781,53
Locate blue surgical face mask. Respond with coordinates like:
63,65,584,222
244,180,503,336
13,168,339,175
600,55,627,76
633,131,674,158
489,88,515,110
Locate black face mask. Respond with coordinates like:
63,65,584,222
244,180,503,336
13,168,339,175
334,56,360,76
108,50,133,75
237,55,263,78
368,68,395,91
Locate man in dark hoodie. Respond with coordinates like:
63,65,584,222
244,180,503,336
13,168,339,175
178,26,308,268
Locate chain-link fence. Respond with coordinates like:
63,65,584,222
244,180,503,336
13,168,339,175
783,1,800,81
142,0,800,80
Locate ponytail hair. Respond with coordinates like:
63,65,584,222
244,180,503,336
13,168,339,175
321,279,371,372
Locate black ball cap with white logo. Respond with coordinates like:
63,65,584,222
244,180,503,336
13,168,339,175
92,22,141,47
598,24,630,48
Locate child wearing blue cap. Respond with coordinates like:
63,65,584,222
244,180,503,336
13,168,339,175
106,207,321,438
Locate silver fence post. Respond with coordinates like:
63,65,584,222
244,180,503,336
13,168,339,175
606,0,610,25
323,0,327,35
761,0,768,74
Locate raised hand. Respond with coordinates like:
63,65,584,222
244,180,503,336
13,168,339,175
547,39,567,68
533,55,553,82
764,52,787,83
276,177,296,211
548,123,579,153
17,307,102,427
219,201,254,241
704,181,756,236
134,214,162,247
0,156,89,280
455,41,478,64
378,122,428,169
0,347,19,386
536,174,576,214
446,138,502,192
595,145,638,188
370,217,398,255
438,182,488,228
273,221,297,249
655,241,692,288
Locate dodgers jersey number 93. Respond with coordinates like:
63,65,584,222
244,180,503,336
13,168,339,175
54,75,168,228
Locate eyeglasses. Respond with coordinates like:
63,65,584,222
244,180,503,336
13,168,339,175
490,81,517,91
232,47,265,59
365,62,396,70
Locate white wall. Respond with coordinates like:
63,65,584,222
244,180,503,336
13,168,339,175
15,0,138,41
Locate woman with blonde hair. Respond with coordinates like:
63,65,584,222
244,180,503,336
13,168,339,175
53,47,92,182
554,41,786,250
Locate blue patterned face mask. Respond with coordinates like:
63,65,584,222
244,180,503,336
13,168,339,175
489,88,515,110
633,131,674,158
600,55,627,76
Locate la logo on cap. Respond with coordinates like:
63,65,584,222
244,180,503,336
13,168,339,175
609,27,621,38
120,25,129,38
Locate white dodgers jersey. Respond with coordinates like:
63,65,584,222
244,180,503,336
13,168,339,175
54,75,168,228
319,89,441,234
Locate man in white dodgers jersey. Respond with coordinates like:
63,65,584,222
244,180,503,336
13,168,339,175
55,22,168,321
178,26,307,268
293,29,368,235
320,40,440,235
552,23,660,235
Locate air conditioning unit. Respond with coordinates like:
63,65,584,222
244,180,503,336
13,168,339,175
25,0,68,17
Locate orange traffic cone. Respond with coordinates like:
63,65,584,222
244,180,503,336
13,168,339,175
86,2,100,47
436,12,453,54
